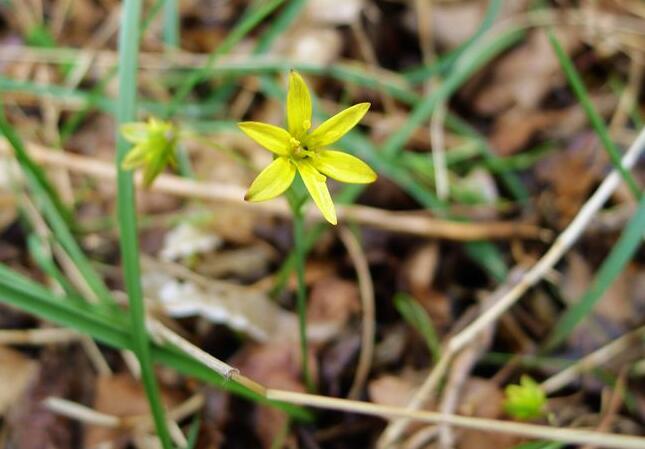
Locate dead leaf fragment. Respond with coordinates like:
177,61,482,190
85,374,182,449
0,346,38,416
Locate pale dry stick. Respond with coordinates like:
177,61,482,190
448,126,645,355
147,319,239,380
43,397,121,428
167,421,188,449
51,0,73,38
541,325,645,394
19,194,113,375
45,393,204,449
339,227,376,400
437,295,498,449
36,65,74,205
378,128,645,447
0,140,547,241
379,267,527,448
266,389,645,449
146,319,266,397
0,328,80,345
81,336,113,376
580,370,627,449
415,0,450,201
402,426,439,449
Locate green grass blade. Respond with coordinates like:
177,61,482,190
26,234,79,297
60,0,165,141
382,27,524,159
164,0,285,117
394,293,441,362
0,107,115,307
543,193,645,351
547,30,641,199
0,264,310,418
115,1,172,447
163,0,180,48
403,0,503,84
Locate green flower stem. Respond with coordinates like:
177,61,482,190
116,1,172,447
287,189,315,393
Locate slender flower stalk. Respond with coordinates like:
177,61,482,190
238,71,377,389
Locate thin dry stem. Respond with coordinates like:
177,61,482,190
430,101,449,201
44,397,121,428
147,319,240,380
448,127,645,354
378,267,527,448
266,389,645,449
0,140,547,241
541,325,645,394
339,227,376,400
0,328,80,345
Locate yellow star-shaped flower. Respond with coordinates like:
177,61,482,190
238,71,377,225
120,118,178,187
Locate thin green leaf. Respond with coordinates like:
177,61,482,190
543,193,645,351
547,30,640,199
394,293,441,363
116,1,172,446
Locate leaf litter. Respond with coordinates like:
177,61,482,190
0,0,644,448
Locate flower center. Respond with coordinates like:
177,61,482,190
289,136,314,159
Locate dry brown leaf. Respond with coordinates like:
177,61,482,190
402,242,439,297
307,277,361,344
0,346,38,416
473,30,581,115
489,93,617,155
562,254,645,352
368,372,426,408
536,135,607,228
233,342,312,449
142,271,298,342
85,373,182,449
456,378,522,449
7,347,91,449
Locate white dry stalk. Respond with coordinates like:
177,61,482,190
0,140,546,241
340,227,376,400
541,325,645,394
449,127,645,354
147,319,238,380
379,126,645,447
81,337,113,376
431,101,450,200
266,389,645,449
0,328,80,345
43,396,121,428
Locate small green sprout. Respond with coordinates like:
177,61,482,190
504,375,547,420
238,71,377,225
120,118,179,187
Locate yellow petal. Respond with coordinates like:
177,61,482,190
238,122,292,156
121,145,148,170
305,102,370,148
287,71,312,139
297,160,337,225
121,123,148,143
311,150,377,184
245,157,296,202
